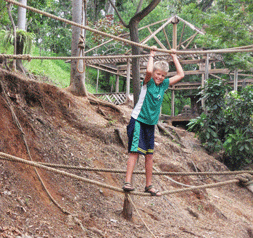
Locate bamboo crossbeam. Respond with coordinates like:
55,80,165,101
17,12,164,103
147,27,167,49
141,17,174,45
177,16,205,35
166,68,230,76
185,32,198,49
162,28,172,50
178,23,185,49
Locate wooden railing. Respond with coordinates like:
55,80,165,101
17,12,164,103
93,92,133,105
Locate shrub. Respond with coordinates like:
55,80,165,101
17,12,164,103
188,78,253,170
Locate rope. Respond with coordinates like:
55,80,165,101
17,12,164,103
4,0,253,55
153,166,194,188
160,179,239,196
0,152,126,193
19,160,253,176
1,152,251,197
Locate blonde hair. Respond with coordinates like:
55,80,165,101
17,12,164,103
154,60,169,72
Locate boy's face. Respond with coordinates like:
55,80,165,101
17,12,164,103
152,69,167,85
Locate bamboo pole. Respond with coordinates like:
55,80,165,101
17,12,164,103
162,28,172,50
147,27,167,49
178,23,185,49
234,70,238,91
116,74,119,93
126,59,131,98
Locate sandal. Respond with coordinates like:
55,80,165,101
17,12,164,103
122,182,135,192
144,185,161,196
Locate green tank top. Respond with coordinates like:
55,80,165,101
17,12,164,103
131,78,170,125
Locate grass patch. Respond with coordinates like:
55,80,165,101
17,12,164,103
24,47,71,88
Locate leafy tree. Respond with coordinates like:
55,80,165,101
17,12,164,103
223,87,253,169
27,0,72,55
193,0,253,70
188,78,253,170
67,0,88,96
108,0,161,105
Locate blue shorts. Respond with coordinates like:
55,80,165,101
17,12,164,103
127,117,155,155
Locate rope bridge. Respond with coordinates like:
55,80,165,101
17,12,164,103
1,152,252,197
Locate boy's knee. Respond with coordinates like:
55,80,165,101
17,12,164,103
145,154,153,160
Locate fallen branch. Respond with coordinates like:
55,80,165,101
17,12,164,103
157,122,185,148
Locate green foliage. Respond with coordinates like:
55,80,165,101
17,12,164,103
27,0,72,55
88,15,127,55
16,30,34,54
1,29,34,54
223,129,253,169
188,112,223,153
188,79,253,170
162,90,191,116
193,0,253,70
0,2,11,28
222,86,253,169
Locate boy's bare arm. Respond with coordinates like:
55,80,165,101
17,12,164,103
169,49,185,86
143,46,157,85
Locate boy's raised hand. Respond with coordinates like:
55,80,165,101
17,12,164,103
150,46,157,57
170,48,177,57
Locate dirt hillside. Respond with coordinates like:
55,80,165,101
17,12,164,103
0,68,253,238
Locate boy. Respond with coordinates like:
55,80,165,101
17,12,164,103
123,46,184,196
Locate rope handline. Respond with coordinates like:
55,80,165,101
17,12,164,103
17,160,253,176
0,152,251,197
160,179,239,196
4,0,170,54
4,0,253,55
1,45,253,63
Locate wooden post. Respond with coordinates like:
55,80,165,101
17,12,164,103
115,74,119,93
171,88,175,117
122,154,139,221
126,59,131,98
199,61,205,110
201,73,205,110
172,19,178,49
205,53,210,81
201,54,210,112
96,69,99,93
171,17,178,117
234,70,238,91
122,193,133,220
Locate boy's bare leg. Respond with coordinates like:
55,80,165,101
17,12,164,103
145,153,161,196
125,152,139,185
145,153,154,187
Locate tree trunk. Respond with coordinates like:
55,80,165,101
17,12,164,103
106,0,115,17
16,0,27,72
67,0,88,96
17,0,27,30
127,0,161,106
129,20,141,106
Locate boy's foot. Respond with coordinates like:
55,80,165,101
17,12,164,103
144,185,161,196
122,182,135,191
